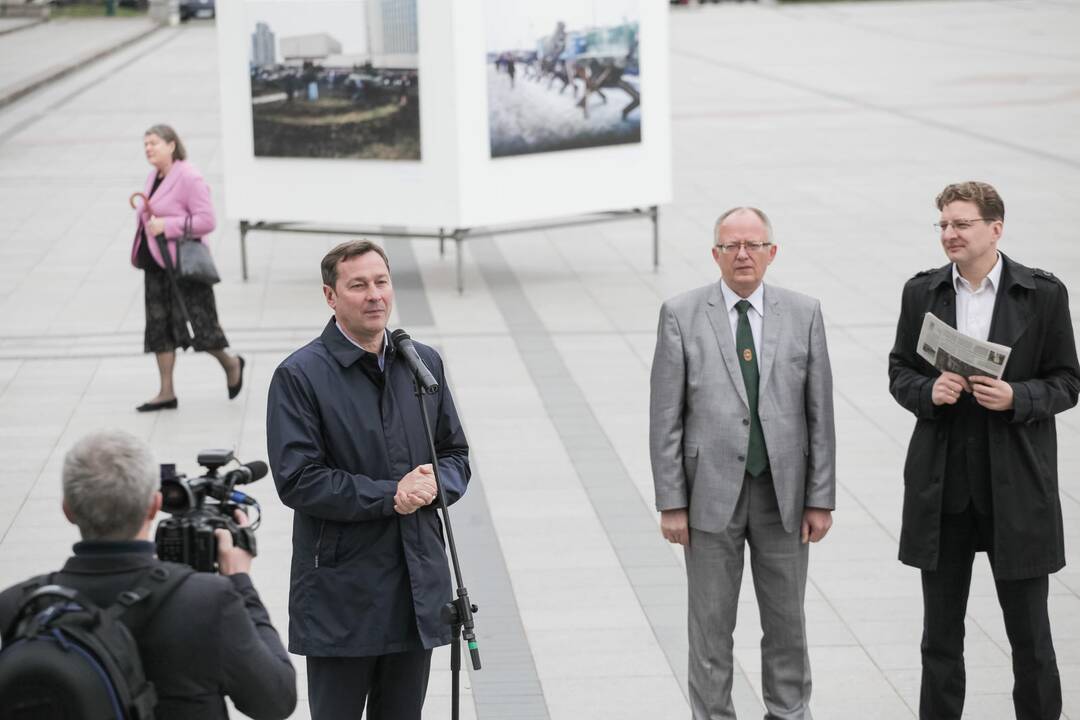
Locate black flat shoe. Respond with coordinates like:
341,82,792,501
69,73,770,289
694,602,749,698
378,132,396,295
228,356,246,400
136,398,178,412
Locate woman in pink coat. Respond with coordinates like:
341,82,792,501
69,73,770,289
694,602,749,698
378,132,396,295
131,124,244,412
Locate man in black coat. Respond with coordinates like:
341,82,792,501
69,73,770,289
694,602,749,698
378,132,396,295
889,181,1080,720
0,430,297,720
266,239,470,719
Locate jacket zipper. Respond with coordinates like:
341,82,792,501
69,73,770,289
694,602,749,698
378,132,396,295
314,520,326,568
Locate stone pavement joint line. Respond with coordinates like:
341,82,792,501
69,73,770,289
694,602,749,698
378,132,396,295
447,457,551,719
384,227,437,328
425,341,549,719
0,17,46,38
0,24,178,145
673,47,1080,172
0,18,163,111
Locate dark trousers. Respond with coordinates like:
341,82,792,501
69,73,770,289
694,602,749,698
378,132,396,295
307,649,433,720
920,508,1061,720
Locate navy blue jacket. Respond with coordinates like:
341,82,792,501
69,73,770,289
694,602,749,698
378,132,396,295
266,319,470,656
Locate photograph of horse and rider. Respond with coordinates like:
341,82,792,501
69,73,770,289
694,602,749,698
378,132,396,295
485,0,641,159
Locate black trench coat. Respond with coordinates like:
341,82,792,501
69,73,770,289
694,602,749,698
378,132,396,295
267,319,470,656
888,254,1080,580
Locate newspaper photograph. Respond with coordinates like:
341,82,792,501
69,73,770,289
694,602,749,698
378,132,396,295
916,312,1011,379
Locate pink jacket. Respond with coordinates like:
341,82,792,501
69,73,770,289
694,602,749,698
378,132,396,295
130,160,216,270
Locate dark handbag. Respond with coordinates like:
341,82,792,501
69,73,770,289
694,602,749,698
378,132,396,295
176,216,221,285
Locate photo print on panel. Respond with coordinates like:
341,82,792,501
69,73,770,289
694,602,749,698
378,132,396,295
248,0,420,160
485,0,641,158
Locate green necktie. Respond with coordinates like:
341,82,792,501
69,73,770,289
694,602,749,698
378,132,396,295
736,300,768,477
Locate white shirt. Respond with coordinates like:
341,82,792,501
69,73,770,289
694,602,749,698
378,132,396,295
336,323,388,371
952,253,1002,342
719,280,765,366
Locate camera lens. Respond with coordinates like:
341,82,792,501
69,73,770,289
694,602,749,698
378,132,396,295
160,478,194,513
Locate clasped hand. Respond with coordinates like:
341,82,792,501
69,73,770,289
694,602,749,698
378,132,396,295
147,215,166,237
932,371,1013,410
394,464,437,515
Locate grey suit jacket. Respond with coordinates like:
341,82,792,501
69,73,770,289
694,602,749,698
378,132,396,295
649,281,837,533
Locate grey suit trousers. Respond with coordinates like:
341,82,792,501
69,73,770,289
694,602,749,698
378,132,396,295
686,473,811,720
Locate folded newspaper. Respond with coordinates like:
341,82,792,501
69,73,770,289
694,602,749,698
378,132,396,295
916,312,1011,379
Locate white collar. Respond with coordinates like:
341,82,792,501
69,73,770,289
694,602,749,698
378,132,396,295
720,280,765,316
336,323,389,369
952,252,1002,294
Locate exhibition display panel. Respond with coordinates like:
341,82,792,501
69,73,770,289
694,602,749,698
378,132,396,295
217,0,672,288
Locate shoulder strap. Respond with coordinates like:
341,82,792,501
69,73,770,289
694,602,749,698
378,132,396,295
2,573,56,640
107,563,195,635
11,572,58,617
22,572,54,591
1033,267,1060,283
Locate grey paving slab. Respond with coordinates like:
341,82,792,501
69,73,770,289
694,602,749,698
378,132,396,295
438,436,549,717
0,17,159,108
0,18,44,37
383,226,437,329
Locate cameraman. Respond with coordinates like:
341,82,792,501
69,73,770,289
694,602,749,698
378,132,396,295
0,430,297,720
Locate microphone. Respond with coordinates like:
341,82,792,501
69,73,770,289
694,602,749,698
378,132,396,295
224,460,268,486
391,329,439,394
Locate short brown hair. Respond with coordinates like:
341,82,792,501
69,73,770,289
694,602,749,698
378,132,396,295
145,124,187,161
321,240,391,288
935,181,1004,222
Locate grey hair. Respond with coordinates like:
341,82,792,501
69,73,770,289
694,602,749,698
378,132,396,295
144,124,187,161
62,430,158,541
712,206,774,245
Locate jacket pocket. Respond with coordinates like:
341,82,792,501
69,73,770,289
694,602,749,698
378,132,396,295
902,421,937,487
683,445,700,487
431,509,446,548
313,520,329,568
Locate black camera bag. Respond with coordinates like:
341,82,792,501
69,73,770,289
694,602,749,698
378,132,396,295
0,563,193,720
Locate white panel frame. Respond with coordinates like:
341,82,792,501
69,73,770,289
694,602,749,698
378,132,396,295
216,0,671,229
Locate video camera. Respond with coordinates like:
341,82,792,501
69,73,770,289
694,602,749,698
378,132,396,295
154,449,267,573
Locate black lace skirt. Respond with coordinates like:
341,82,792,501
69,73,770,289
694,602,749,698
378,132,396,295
143,266,229,353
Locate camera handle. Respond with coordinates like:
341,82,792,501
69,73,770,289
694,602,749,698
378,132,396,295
413,378,480,720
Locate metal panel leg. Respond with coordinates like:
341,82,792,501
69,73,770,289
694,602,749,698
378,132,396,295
240,220,250,281
651,205,659,271
455,232,464,294
439,227,446,257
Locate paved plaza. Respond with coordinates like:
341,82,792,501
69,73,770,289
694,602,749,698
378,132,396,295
1,1,1080,717
0,16,157,108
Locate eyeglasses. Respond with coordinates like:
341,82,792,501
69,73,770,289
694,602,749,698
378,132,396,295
934,218,993,233
715,241,773,254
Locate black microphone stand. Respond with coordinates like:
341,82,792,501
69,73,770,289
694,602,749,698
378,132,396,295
412,378,481,720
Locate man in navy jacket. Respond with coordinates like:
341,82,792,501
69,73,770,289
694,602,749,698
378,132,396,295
267,240,470,719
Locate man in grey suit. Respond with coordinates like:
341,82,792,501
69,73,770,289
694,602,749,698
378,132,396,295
650,207,836,719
